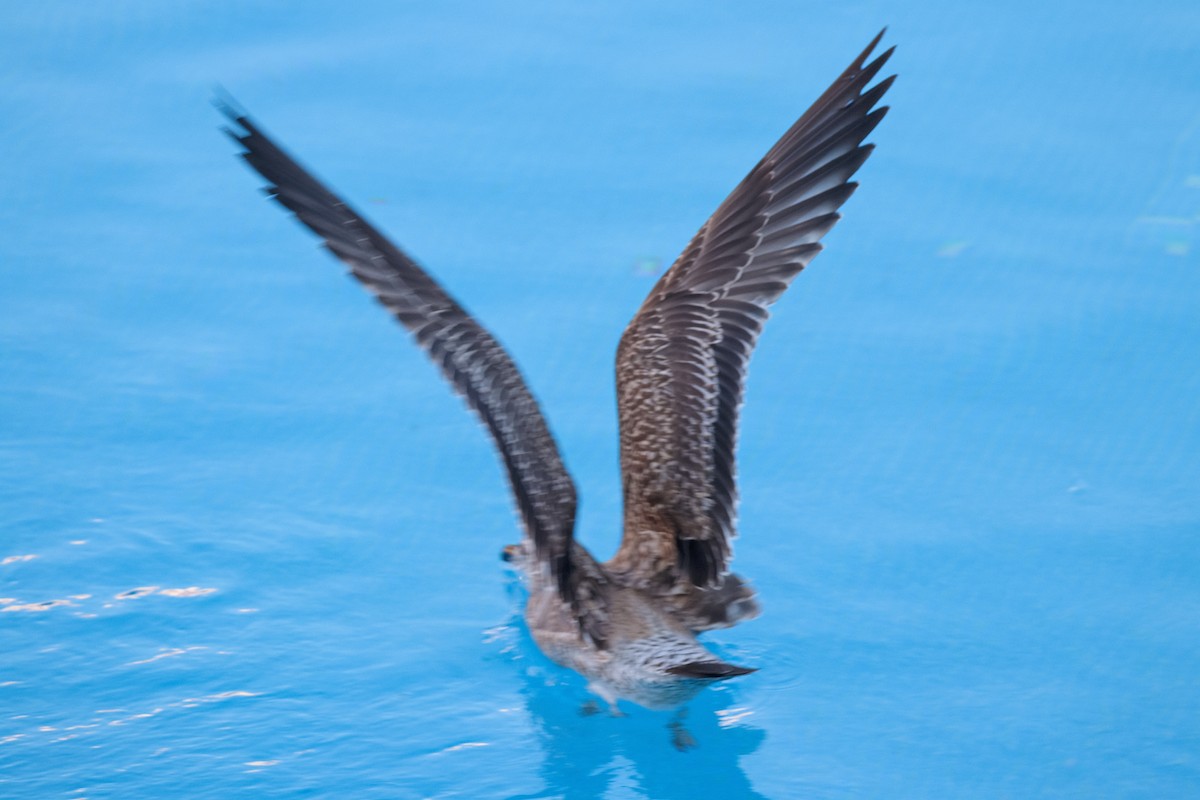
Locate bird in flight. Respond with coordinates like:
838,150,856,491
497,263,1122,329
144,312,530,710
221,30,894,722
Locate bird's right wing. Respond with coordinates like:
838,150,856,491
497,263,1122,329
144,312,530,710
219,102,610,645
614,32,895,590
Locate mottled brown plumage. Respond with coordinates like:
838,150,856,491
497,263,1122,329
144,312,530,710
221,30,894,709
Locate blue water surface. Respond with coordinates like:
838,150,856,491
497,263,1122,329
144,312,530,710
3,1,1199,798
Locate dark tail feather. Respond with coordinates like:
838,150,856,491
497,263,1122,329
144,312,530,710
665,660,757,680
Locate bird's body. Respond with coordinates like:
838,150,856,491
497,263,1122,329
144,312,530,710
506,540,757,709
222,32,894,713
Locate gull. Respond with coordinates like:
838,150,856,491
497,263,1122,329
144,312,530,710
220,31,894,720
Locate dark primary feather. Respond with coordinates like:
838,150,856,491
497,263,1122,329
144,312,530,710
614,30,895,589
216,101,608,643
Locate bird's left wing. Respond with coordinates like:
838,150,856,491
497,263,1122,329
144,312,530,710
219,102,609,644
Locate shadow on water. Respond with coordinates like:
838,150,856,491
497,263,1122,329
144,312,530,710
497,582,769,800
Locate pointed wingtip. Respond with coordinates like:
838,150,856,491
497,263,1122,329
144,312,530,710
212,87,256,143
855,27,889,68
211,85,243,119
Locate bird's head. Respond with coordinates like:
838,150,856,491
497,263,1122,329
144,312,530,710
500,542,530,569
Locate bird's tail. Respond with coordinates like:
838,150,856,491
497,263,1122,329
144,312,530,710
665,660,757,680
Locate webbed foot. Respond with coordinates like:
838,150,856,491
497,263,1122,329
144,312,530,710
668,720,697,751
668,707,696,750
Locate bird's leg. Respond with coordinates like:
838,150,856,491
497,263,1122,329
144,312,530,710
578,700,600,716
586,683,625,717
668,707,697,751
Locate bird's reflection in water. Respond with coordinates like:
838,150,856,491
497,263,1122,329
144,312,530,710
495,591,769,800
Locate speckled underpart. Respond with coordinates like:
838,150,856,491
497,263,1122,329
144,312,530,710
223,30,894,709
